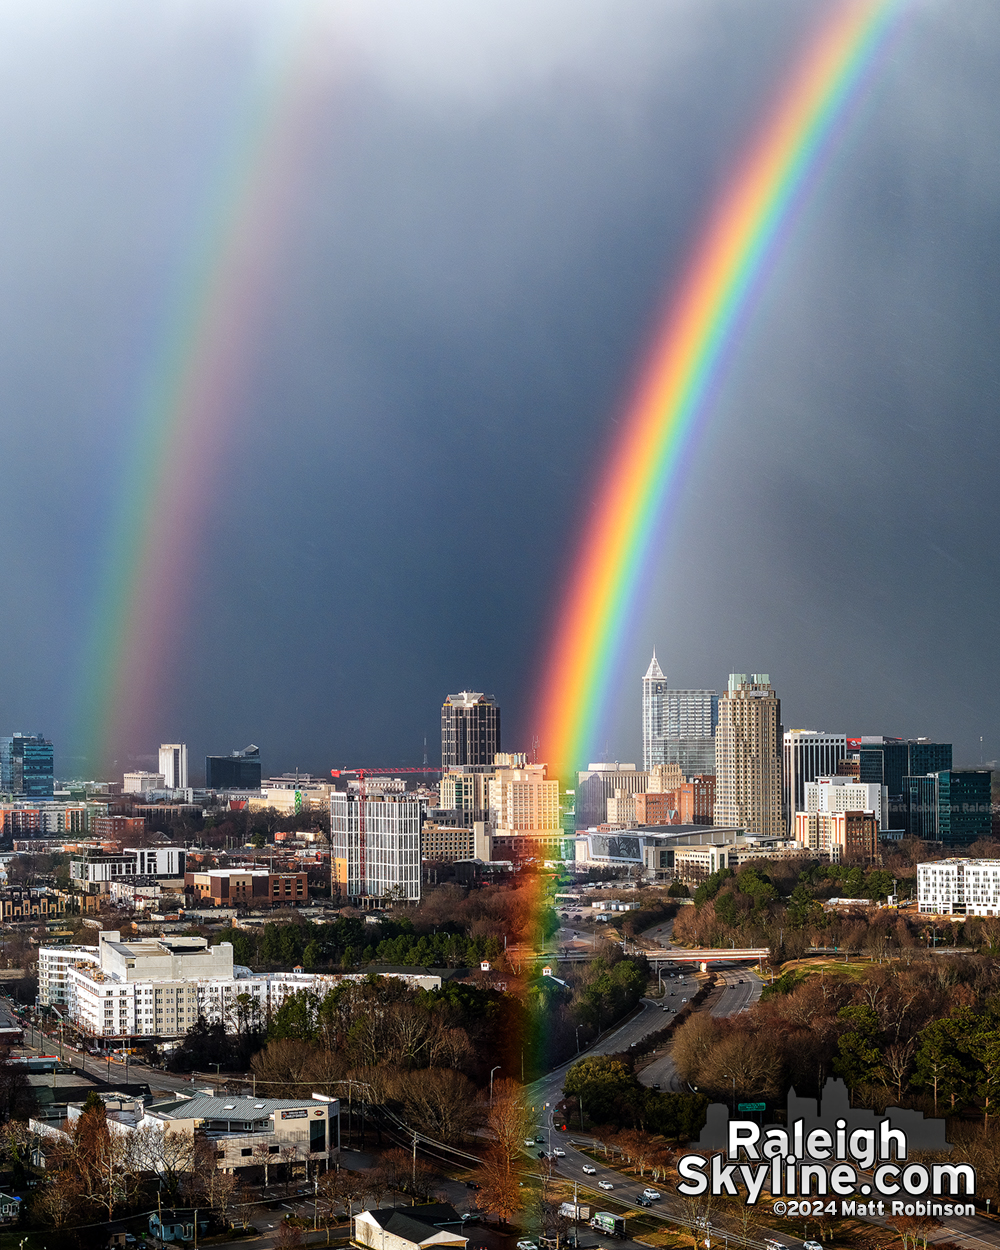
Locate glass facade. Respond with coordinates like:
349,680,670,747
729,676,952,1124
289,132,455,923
0,733,54,797
904,769,992,845
642,655,718,776
206,745,261,790
860,739,952,833
937,770,992,846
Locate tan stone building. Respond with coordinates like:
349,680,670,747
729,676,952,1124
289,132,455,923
713,674,783,838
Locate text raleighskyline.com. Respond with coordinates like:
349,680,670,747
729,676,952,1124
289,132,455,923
676,1117,975,1206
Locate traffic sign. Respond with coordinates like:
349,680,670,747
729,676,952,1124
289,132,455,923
737,1102,765,1112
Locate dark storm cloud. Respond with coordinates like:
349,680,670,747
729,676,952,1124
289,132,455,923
0,0,996,776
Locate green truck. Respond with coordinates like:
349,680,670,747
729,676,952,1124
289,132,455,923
590,1212,626,1239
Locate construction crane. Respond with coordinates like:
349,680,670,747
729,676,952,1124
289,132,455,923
330,766,444,892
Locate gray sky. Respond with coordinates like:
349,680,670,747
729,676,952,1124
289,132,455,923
0,0,998,780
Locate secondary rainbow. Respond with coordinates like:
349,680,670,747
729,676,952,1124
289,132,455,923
535,0,905,778
73,6,332,772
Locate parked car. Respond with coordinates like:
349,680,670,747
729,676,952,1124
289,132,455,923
598,1180,614,1190
467,1181,481,1190
517,1240,538,1250
582,1165,597,1175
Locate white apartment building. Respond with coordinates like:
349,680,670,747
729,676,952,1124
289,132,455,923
40,931,442,1040
70,846,185,886
804,776,888,829
330,792,421,903
918,859,1000,916
38,944,100,1009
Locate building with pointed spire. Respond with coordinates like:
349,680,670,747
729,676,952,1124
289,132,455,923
641,653,718,776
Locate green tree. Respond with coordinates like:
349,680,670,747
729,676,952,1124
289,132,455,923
832,1004,885,1092
564,1055,638,1125
913,1010,977,1114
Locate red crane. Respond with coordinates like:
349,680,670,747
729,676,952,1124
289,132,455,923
330,766,444,889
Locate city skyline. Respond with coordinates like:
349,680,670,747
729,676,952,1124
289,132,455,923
1,3,999,776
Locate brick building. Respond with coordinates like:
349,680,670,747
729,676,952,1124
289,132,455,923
184,868,308,907
92,815,147,841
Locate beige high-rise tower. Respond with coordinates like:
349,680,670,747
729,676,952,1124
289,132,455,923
713,674,783,837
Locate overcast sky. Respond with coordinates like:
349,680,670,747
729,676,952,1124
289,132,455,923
0,0,998,781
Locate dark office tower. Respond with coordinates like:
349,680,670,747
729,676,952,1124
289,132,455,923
0,733,54,797
856,737,909,795
904,769,992,846
857,737,952,832
206,744,261,790
441,692,501,767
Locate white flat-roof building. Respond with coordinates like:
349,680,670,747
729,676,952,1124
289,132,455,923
39,930,441,1040
918,858,1000,917
804,776,887,829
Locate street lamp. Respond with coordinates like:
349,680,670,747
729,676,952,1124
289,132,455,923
490,1066,501,1107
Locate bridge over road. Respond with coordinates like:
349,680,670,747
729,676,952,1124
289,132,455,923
646,947,769,963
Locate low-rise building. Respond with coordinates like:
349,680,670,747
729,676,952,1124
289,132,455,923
184,868,307,907
0,886,66,922
918,858,1000,916
354,1205,468,1250
123,772,165,794
144,1092,339,1174
420,821,492,863
70,846,186,890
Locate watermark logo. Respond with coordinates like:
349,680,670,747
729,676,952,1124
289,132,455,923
675,1078,975,1218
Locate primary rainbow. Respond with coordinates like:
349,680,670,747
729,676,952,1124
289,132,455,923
535,0,904,779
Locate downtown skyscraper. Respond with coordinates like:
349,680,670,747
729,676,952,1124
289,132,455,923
440,691,501,767
713,673,783,837
641,653,717,776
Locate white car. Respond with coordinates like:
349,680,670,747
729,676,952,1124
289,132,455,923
552,1148,566,1157
642,1188,660,1200
517,1241,537,1250
803,1243,823,1250
582,1165,597,1175
598,1180,614,1190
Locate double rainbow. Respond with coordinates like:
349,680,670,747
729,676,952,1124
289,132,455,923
535,0,904,778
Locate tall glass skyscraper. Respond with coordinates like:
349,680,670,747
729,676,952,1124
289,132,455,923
641,653,717,775
0,733,54,797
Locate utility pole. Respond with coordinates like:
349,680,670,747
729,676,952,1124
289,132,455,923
412,1131,417,1192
